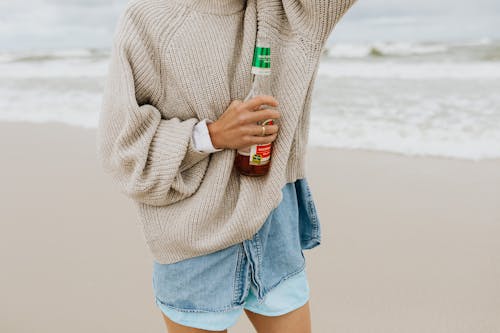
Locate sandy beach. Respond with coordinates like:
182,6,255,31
1,121,499,333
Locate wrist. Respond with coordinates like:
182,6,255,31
207,121,223,150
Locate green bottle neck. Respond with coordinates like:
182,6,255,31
251,45,271,75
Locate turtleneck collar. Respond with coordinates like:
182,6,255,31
170,0,246,15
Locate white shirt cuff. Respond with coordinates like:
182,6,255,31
192,119,224,153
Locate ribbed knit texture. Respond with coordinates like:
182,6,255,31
96,0,357,264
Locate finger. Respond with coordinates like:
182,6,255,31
244,95,279,111
246,109,280,124
248,124,279,136
250,133,278,145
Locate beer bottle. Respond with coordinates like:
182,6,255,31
234,39,276,177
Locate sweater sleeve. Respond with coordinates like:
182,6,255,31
96,7,211,207
281,0,358,44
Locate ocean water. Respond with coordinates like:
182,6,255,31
309,39,500,160
1,40,499,160
0,0,499,160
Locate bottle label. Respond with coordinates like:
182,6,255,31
251,45,271,75
249,118,274,165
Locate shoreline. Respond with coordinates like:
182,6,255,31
1,119,499,163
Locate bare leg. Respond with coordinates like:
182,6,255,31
160,311,228,333
244,300,312,333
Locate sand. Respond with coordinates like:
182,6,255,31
1,121,499,333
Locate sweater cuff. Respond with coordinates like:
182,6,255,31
180,122,213,173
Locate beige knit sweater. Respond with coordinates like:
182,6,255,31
96,0,356,264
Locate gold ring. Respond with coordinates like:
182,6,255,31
261,125,266,136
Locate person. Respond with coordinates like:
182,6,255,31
96,0,357,332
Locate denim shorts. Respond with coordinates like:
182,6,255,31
152,177,321,331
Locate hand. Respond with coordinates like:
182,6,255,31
207,95,281,150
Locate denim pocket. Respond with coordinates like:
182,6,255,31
296,178,321,250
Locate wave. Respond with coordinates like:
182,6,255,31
323,38,500,60
0,55,109,79
325,42,448,58
309,116,500,160
317,61,500,79
0,48,109,63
